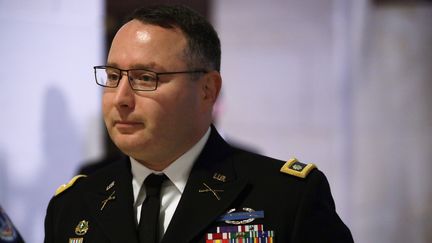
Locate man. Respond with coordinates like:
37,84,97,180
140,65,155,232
45,5,353,243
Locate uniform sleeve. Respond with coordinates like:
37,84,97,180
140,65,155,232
290,170,354,242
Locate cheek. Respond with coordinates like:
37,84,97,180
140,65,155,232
169,91,201,121
160,88,194,109
102,93,114,120
143,96,174,123
102,96,109,114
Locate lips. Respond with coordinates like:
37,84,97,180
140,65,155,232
113,120,143,132
114,120,142,125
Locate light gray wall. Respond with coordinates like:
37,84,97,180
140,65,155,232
352,4,432,243
214,0,432,242
0,1,104,242
214,0,353,226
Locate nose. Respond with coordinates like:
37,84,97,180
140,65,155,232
113,73,135,109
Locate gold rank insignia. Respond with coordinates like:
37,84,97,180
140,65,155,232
280,158,316,178
213,173,226,182
54,175,87,196
75,220,89,236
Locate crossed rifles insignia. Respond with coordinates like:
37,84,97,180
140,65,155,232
199,183,224,201
100,180,116,211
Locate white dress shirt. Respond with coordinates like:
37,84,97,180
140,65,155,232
130,127,211,237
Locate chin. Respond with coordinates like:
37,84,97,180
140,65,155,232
114,143,140,158
112,135,148,154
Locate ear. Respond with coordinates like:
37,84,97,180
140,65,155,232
201,71,222,105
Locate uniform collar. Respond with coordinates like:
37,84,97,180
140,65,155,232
130,127,211,194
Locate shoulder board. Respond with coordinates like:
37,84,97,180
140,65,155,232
54,175,87,196
280,158,316,179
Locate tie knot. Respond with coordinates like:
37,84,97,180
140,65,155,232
144,174,167,197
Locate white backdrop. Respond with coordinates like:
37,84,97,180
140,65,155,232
214,0,354,227
0,1,104,242
214,0,432,242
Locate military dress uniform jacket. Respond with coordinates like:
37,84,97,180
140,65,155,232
44,127,354,243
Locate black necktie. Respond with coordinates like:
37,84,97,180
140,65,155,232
138,173,167,243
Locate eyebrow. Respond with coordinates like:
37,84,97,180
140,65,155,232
106,62,164,71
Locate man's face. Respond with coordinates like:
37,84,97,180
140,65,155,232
103,20,216,170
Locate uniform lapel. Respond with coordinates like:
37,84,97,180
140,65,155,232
161,127,248,243
85,158,139,243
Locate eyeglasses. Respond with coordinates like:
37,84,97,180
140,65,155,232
93,66,207,91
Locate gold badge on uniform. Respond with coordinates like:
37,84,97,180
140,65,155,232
280,158,317,178
198,183,224,200
100,191,116,211
213,173,226,182
106,181,115,191
75,220,89,236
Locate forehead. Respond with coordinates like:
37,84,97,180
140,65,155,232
107,20,188,69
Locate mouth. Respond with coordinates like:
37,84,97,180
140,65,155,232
113,120,144,131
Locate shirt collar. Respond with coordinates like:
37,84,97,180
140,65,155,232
130,127,211,193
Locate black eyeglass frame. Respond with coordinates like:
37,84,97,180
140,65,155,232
93,65,208,91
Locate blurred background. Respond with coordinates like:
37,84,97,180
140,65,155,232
1,0,431,242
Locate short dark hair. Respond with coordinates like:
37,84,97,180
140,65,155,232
128,5,221,72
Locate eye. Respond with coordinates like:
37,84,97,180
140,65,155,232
107,73,120,81
130,70,157,83
129,70,157,90
105,69,120,81
136,73,156,82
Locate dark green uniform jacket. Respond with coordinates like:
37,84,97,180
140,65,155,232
44,127,354,243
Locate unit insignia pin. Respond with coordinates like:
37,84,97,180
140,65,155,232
75,220,89,236
106,181,115,191
100,191,116,211
198,183,224,200
213,173,226,182
69,237,84,243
